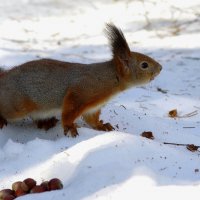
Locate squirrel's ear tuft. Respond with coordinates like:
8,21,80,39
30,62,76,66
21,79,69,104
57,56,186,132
105,23,131,59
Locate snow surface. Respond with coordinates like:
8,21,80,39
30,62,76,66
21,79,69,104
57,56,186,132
0,0,200,199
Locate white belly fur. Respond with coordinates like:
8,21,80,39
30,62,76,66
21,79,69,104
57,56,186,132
30,108,61,120
8,102,106,122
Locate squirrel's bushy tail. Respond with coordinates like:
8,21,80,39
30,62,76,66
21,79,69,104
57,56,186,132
104,23,131,59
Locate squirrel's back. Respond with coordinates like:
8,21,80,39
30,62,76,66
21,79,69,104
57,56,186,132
0,58,118,121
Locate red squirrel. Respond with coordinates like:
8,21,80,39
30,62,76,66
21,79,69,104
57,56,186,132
0,23,162,137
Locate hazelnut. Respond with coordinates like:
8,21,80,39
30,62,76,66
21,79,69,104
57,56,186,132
12,182,22,192
40,181,50,191
0,189,15,198
12,181,28,192
15,189,27,197
48,178,63,191
1,194,15,200
30,186,45,193
23,178,36,191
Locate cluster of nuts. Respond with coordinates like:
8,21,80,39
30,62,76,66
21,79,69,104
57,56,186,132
0,178,63,200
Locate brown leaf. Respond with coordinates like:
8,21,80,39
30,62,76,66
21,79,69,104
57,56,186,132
186,144,199,152
168,109,178,118
141,131,154,140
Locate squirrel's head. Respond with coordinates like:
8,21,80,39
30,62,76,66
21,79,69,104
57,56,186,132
105,23,162,87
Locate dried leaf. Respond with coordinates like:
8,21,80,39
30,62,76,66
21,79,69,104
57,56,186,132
168,109,178,118
141,131,154,140
186,144,199,152
168,109,198,118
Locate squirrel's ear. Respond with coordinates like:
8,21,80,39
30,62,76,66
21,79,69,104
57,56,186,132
105,23,131,61
115,56,130,77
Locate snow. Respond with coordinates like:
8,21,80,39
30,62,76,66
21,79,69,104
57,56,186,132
0,0,200,199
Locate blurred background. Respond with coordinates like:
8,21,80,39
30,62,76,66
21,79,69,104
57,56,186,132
0,0,199,66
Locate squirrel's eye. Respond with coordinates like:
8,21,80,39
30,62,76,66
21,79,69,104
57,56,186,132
140,62,149,69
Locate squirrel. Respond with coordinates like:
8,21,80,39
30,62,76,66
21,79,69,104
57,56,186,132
0,23,162,137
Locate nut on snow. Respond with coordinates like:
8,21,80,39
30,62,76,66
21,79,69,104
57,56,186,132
12,181,28,192
0,189,15,199
40,181,50,191
15,190,27,197
48,178,63,190
23,178,37,190
1,194,15,200
30,186,46,193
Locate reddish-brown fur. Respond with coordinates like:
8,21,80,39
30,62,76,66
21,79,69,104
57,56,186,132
61,86,118,136
6,98,38,120
0,24,162,137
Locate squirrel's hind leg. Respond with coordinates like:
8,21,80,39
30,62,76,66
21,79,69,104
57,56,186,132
35,117,59,131
83,110,114,132
0,115,7,129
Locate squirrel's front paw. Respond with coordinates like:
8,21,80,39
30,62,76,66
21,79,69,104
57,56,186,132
64,124,79,137
0,116,7,129
97,120,115,131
